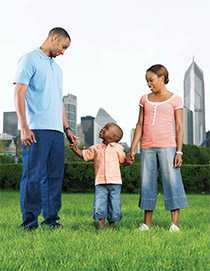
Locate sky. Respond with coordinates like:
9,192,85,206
0,0,210,144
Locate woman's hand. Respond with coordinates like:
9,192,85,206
126,151,135,165
174,153,183,168
124,156,134,165
128,151,135,161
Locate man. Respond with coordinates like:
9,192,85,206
14,27,76,230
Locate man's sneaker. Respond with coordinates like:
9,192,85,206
169,223,180,232
41,220,63,230
139,223,150,231
19,221,39,231
48,222,63,230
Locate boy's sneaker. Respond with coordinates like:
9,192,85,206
139,223,150,231
95,218,105,230
169,223,180,232
108,221,119,230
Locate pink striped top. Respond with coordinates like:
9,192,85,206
139,93,183,149
82,143,126,185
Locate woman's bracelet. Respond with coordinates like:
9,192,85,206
176,151,183,155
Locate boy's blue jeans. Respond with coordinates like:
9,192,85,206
20,130,64,226
93,184,122,223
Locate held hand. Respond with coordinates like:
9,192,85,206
124,156,134,166
21,127,36,145
69,143,77,150
125,152,135,165
174,153,183,168
66,128,77,144
127,151,135,161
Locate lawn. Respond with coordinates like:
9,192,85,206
0,192,209,271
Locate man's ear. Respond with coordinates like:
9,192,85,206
51,34,59,42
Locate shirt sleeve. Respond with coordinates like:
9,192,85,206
139,95,146,108
116,145,126,164
82,146,96,161
173,95,183,110
14,54,36,85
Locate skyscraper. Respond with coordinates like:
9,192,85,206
81,116,95,147
183,59,206,145
63,94,77,135
3,111,18,136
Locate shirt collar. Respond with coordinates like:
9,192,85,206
102,142,117,147
36,47,54,62
109,142,117,147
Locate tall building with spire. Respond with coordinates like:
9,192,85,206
183,59,206,145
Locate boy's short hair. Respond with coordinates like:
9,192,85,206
109,123,123,142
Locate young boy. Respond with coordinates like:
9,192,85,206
70,122,126,229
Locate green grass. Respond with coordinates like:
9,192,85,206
0,192,209,271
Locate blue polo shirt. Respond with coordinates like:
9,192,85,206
14,48,64,133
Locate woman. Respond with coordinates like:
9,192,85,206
129,64,188,232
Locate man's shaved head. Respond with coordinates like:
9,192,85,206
48,27,71,41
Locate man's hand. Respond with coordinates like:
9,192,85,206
65,127,77,144
174,153,183,168
21,127,36,145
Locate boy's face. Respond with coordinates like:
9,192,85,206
99,124,117,143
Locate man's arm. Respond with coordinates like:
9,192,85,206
63,107,69,131
14,83,36,145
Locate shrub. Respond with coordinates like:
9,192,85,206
0,162,210,193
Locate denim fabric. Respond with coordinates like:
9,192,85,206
20,130,64,225
93,184,122,222
139,147,188,211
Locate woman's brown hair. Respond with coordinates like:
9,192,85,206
146,64,169,84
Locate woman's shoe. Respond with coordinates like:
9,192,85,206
169,223,180,232
139,223,150,231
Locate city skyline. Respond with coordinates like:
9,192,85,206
1,0,210,144
1,106,120,145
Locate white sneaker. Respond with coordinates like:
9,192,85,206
139,223,150,231
169,223,180,232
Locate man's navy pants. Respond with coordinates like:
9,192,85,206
20,130,64,226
